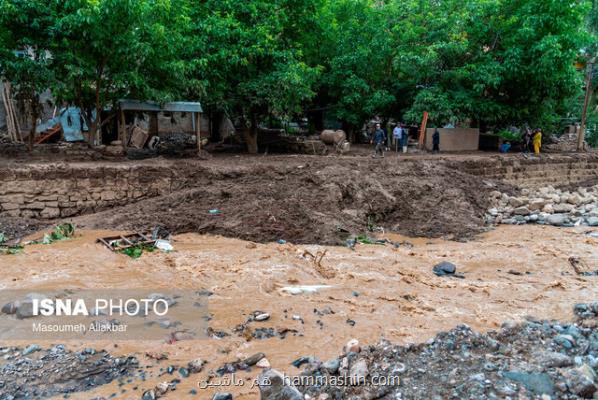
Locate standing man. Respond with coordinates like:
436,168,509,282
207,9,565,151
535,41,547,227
533,128,542,155
432,128,440,153
401,124,409,153
393,124,403,152
522,127,532,153
372,123,386,158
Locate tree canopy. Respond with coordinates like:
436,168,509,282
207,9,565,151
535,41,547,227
0,0,596,150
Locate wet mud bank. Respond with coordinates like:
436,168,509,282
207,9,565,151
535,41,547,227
3,154,597,244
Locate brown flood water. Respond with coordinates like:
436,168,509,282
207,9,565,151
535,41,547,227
0,225,596,399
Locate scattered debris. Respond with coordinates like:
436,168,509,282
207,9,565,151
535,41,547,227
288,304,598,399
280,285,333,295
97,228,174,257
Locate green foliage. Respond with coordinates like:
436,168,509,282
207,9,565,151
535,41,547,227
0,0,595,144
188,0,320,119
0,0,57,142
39,223,75,244
121,244,155,259
496,130,522,141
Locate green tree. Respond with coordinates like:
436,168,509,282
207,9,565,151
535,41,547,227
0,0,56,150
188,0,321,153
308,0,397,139
51,0,190,144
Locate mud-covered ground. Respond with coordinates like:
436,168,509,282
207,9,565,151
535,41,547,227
0,151,521,244
66,156,504,245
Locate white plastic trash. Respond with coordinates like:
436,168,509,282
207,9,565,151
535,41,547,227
155,239,174,252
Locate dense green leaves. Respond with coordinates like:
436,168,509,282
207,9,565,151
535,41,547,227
0,0,595,149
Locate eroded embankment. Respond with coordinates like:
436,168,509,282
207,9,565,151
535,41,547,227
1,153,598,244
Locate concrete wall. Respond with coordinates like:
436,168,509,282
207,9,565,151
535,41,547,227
425,128,480,151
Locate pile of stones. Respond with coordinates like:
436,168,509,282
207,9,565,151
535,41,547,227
485,185,598,227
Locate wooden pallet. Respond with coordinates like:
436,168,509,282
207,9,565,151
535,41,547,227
35,124,62,144
96,232,155,252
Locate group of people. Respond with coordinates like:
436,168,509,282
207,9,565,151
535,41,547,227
524,128,543,155
500,128,543,155
371,123,411,158
371,123,441,158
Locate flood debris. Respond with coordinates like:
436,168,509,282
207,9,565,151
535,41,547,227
1,223,75,255
280,285,333,295
97,227,174,257
568,256,598,276
284,304,598,400
0,232,23,255
0,346,139,399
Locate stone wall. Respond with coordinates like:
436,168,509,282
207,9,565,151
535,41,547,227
452,154,598,188
0,165,175,219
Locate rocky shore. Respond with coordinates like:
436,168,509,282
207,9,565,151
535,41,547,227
257,304,598,400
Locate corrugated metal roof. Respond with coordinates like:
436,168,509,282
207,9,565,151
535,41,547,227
119,100,203,113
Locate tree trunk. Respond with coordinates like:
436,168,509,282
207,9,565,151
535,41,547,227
244,126,258,154
244,113,259,154
28,98,39,152
92,81,102,145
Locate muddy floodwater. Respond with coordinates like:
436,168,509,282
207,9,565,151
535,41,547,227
0,225,596,399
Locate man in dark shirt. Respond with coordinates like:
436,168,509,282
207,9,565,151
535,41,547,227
432,129,440,153
372,123,386,158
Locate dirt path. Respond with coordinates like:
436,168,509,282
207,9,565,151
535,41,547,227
0,224,595,399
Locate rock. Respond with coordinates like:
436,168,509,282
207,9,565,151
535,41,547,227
587,217,598,227
488,207,499,216
142,390,156,400
513,206,531,216
188,358,206,373
245,352,266,366
553,204,574,213
562,364,597,398
554,334,576,349
433,261,457,276
349,359,369,383
529,199,546,211
256,358,271,369
213,393,233,400
509,197,525,207
178,367,190,378
537,351,574,368
1,301,20,314
322,359,340,374
345,339,361,353
568,194,583,206
258,369,303,400
547,214,568,226
155,381,173,396
503,371,555,396
16,300,36,319
254,313,270,322
22,344,41,356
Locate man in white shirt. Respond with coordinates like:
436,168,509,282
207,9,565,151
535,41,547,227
392,124,403,152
